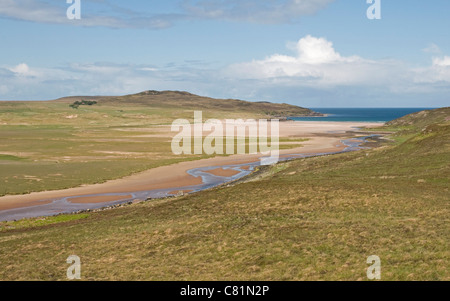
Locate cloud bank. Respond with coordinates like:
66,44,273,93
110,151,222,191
225,35,409,87
1,36,449,107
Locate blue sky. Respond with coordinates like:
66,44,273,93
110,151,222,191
0,0,449,107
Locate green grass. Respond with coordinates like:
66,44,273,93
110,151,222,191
0,154,25,161
0,214,89,232
381,107,450,134
0,108,448,281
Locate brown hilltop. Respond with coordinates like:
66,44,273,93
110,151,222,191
54,90,323,118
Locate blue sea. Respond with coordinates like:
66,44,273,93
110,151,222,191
289,108,435,123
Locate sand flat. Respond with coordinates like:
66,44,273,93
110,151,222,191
68,195,133,204
0,121,382,211
205,168,242,177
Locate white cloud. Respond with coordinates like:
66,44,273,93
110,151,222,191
1,38,450,108
422,43,441,54
293,35,343,64
224,35,404,87
139,67,159,72
8,63,41,77
413,56,450,85
9,63,30,74
433,56,450,67
0,61,213,100
216,36,450,107
69,63,126,74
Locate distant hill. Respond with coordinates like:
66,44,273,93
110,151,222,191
375,107,450,158
386,107,450,130
55,90,322,118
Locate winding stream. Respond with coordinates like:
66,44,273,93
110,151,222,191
0,135,379,222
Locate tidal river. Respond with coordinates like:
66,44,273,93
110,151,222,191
0,135,379,222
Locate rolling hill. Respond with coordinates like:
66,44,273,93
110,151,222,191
385,107,450,130
0,108,448,280
55,90,322,118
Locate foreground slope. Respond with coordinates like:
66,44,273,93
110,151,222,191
0,108,448,280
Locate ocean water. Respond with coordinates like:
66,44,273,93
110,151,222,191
289,108,435,123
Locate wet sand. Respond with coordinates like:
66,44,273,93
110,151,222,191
204,168,242,177
0,121,382,217
69,195,134,204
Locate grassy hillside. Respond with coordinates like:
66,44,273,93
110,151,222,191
382,107,450,132
372,107,450,144
387,107,449,126
56,90,321,118
0,108,448,280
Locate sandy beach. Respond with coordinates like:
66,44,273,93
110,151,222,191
0,121,382,213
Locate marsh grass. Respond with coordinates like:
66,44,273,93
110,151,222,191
0,214,89,232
